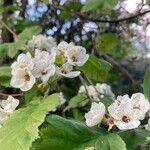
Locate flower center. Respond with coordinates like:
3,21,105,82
109,117,115,124
122,116,130,123
61,69,67,74
42,70,48,75
24,74,30,81
72,56,77,62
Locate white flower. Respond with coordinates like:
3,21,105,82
53,41,74,66
130,93,150,120
0,96,19,125
11,68,35,91
32,49,56,82
85,102,105,127
145,118,150,131
116,93,150,120
66,45,89,66
79,85,99,101
95,83,115,98
56,63,80,78
27,34,56,51
11,52,33,74
79,83,114,101
1,96,19,114
56,41,74,54
108,102,140,130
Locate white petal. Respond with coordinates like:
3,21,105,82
116,120,140,130
1,96,19,113
41,65,56,82
85,102,105,127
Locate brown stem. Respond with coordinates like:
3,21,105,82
0,92,24,97
51,5,150,23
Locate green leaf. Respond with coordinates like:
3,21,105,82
0,66,11,77
32,115,127,150
100,96,113,108
97,33,119,55
0,76,11,87
0,93,60,150
0,43,9,57
79,55,112,81
25,86,43,104
0,26,42,58
0,66,11,87
65,93,88,110
60,11,73,20
144,68,150,99
119,129,150,150
82,0,118,12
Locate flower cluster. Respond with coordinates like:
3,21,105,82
0,96,19,127
79,83,115,101
85,93,150,130
11,35,89,91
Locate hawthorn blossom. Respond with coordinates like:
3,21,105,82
108,102,141,130
130,93,150,120
1,96,19,114
95,83,115,98
79,83,115,101
56,41,74,54
11,52,33,74
85,102,105,127
56,63,80,78
32,49,56,82
27,34,56,51
0,96,19,126
117,93,150,120
53,41,74,66
66,45,89,66
11,68,35,91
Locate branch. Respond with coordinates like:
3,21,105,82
0,92,24,97
89,9,150,23
51,5,150,23
0,20,17,38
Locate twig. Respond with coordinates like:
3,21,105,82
0,20,17,38
79,75,94,102
0,92,24,97
51,5,150,23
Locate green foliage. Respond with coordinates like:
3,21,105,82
32,115,127,150
65,93,88,110
0,26,42,58
0,66,11,87
119,129,150,150
82,0,118,12
97,33,119,55
25,86,43,104
100,96,114,108
60,1,82,20
80,55,112,81
144,68,150,100
0,94,60,150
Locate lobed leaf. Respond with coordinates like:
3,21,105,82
0,93,60,150
32,115,127,150
79,55,112,81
